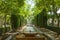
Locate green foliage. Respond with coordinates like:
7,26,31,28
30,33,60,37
0,28,4,34
10,14,20,30
44,26,60,34
0,0,60,32
17,0,25,7
0,0,25,31
33,8,47,27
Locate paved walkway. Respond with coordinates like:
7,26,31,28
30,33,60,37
33,26,55,40
1,25,60,40
39,27,60,40
0,36,2,40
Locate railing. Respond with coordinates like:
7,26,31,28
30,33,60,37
16,37,45,40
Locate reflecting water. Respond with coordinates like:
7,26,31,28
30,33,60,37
24,26,35,32
21,24,37,33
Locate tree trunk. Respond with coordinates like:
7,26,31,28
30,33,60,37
4,14,7,32
58,15,60,27
52,0,55,26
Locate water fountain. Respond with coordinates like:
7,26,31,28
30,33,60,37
15,0,46,40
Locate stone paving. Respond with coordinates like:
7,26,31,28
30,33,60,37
0,26,60,40
39,28,60,40
0,36,2,40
